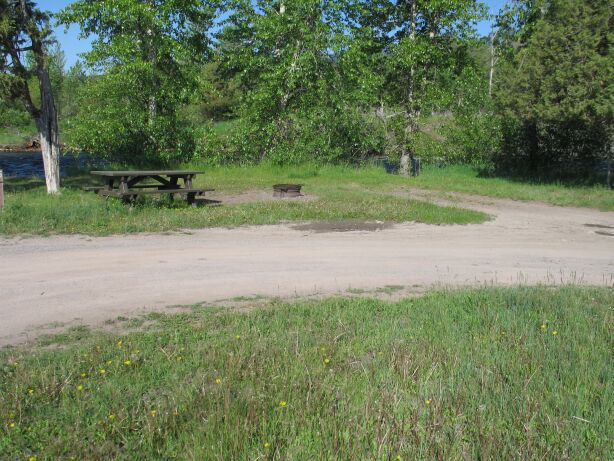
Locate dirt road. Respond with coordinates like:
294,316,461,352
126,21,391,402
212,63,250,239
1,192,613,345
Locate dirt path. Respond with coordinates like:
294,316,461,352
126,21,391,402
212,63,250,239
1,192,613,345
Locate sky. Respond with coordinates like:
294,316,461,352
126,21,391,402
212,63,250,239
47,0,508,68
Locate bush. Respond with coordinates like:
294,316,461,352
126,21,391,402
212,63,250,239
194,107,388,166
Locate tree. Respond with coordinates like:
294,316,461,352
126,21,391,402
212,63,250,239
219,0,357,163
0,0,61,193
58,0,217,164
346,0,487,172
494,0,613,177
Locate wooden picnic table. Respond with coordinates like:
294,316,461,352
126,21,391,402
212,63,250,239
89,170,213,205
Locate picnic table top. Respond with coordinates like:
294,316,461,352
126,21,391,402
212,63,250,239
90,170,204,177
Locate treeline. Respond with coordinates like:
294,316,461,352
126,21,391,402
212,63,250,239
2,0,613,179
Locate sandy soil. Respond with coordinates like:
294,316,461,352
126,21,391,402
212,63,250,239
1,191,613,345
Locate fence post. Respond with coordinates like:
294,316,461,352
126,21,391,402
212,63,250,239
0,170,4,211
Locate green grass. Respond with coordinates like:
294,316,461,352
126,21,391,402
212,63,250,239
413,165,614,211
0,127,33,146
0,165,487,236
1,287,612,460
1,162,612,236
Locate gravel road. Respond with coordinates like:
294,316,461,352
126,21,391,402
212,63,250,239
1,192,612,345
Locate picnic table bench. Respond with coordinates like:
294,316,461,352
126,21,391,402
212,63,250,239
89,170,214,205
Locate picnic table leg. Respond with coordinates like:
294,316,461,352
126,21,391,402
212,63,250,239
118,177,136,204
183,175,195,205
185,174,193,189
103,177,114,192
119,176,129,194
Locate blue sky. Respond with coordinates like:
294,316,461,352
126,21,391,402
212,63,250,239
48,0,508,68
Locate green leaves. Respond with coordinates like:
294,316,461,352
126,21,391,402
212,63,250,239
58,0,217,163
493,0,613,176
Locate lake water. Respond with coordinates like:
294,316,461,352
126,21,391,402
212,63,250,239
0,152,102,178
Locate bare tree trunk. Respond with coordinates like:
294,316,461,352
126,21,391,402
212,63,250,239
401,0,418,177
489,29,498,97
35,89,61,195
30,18,61,193
146,1,158,126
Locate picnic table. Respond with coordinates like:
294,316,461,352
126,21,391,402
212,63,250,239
89,170,214,205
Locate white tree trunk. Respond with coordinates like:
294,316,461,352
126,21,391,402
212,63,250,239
400,152,411,176
37,117,61,194
489,29,498,97
36,48,61,194
401,0,418,177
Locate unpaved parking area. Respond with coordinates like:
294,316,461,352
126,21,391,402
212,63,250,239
1,191,613,345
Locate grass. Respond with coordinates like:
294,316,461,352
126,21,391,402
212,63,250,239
0,127,33,146
1,162,612,236
413,165,614,211
0,165,488,236
1,287,612,460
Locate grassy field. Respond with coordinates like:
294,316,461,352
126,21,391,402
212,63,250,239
0,165,488,236
412,165,614,211
1,287,612,460
1,162,612,236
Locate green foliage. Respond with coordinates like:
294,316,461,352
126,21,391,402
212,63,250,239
1,287,612,459
63,71,196,165
58,0,217,165
493,0,613,177
345,0,489,158
0,0,57,137
217,0,362,164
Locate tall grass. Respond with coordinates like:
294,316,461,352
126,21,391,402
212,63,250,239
1,287,612,459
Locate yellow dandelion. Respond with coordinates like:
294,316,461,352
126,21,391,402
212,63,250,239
80,372,87,378
264,442,271,449
99,369,106,375
214,378,222,385
28,389,34,395
149,410,157,417
28,456,36,461
279,400,287,407
396,456,401,461
552,331,558,336
323,358,331,365
108,414,115,421
124,360,131,366
425,399,432,406
9,422,16,428
540,324,547,331
77,385,84,392
235,335,241,340
117,340,123,348
106,360,113,365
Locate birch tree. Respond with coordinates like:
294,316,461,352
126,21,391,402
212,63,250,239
0,0,61,193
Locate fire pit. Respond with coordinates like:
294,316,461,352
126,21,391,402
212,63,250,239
273,183,303,198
